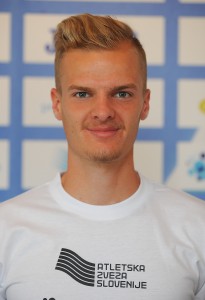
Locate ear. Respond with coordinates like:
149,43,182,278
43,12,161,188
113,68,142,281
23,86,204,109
51,88,62,121
140,89,150,120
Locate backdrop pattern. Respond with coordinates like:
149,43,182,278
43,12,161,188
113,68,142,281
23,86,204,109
0,0,205,202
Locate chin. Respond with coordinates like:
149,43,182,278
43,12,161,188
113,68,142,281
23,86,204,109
86,149,122,163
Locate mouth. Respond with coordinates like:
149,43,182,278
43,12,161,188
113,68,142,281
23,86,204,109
86,126,120,138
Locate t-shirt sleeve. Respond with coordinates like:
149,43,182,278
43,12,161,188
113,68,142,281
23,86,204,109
195,261,205,300
0,264,6,300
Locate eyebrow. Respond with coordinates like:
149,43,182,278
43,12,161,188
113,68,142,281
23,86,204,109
112,84,138,92
67,85,93,92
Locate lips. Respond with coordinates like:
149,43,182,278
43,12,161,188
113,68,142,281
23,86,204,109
86,126,120,138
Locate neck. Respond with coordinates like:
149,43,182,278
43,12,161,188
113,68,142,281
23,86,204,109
61,154,140,205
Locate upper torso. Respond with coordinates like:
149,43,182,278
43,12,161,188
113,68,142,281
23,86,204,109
0,174,205,299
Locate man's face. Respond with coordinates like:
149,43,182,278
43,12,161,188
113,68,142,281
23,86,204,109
51,42,150,164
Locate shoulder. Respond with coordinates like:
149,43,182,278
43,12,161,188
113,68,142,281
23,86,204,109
141,175,205,220
140,177,205,250
0,175,60,220
0,182,48,209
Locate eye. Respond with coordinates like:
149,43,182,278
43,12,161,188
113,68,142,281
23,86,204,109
115,91,131,98
75,91,89,98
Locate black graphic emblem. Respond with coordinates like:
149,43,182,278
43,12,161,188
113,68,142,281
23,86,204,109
55,248,95,286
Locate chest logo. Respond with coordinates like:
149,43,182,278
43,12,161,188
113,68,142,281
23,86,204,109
55,248,147,289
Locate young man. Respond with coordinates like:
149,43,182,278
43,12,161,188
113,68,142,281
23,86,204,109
0,13,205,299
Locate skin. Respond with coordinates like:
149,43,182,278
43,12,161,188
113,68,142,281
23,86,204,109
51,41,150,205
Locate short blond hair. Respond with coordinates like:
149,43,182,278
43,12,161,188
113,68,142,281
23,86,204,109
54,13,147,92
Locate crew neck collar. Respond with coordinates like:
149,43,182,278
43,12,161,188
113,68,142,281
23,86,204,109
49,173,151,221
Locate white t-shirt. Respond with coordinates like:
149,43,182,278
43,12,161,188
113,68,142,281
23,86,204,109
0,173,205,300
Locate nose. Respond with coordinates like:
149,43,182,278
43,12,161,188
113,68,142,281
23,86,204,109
91,96,115,122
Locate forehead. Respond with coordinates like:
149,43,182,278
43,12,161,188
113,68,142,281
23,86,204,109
59,42,142,84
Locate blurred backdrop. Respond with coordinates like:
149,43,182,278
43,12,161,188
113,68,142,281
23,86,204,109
0,0,205,202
